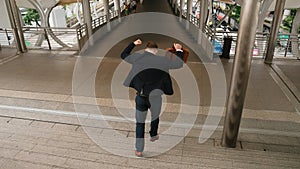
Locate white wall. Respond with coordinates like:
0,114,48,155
0,0,12,29
49,7,67,27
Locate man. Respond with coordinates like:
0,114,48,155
121,39,184,157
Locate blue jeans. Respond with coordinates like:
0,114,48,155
135,94,162,152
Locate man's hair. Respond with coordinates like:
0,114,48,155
146,41,158,48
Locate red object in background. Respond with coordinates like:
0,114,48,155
165,47,189,63
218,15,223,20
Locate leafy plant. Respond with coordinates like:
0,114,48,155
282,9,298,33
23,9,40,26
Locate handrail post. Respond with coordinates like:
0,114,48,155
82,0,93,45
265,0,286,64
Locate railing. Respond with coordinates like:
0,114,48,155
274,33,300,58
92,15,107,29
169,0,300,59
76,9,122,50
23,26,79,50
189,14,200,28
213,31,300,58
76,24,87,41
0,28,14,47
110,10,119,20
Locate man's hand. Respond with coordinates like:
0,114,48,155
173,43,182,50
134,39,142,45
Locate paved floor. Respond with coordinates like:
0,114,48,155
0,48,18,63
0,0,299,168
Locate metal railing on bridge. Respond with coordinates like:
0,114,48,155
173,2,300,59
76,10,121,50
0,9,122,51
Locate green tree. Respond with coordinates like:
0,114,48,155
282,9,297,33
229,4,241,22
23,9,40,26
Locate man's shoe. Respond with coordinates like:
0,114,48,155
150,135,159,142
135,150,143,157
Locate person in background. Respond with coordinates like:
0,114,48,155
123,2,130,15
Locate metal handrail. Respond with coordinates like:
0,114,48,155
0,28,13,46
172,3,300,58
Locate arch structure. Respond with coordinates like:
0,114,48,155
15,0,97,48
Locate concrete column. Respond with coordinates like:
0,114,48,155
114,0,121,20
4,0,22,52
200,0,208,31
198,0,208,44
82,0,93,39
221,0,261,148
187,0,192,17
6,0,27,53
186,0,192,29
179,0,184,22
208,0,213,26
104,0,111,31
291,8,300,58
265,0,286,64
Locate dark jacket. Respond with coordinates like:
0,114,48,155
121,42,184,96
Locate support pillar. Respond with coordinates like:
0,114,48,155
186,0,192,29
221,0,261,148
5,0,21,52
6,0,27,53
198,0,208,44
114,0,121,21
291,8,300,59
265,0,286,64
179,0,184,22
82,0,93,39
104,0,111,31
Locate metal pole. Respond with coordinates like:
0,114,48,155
198,0,208,44
6,0,27,53
186,0,193,29
82,0,93,39
114,0,121,21
44,28,51,50
4,0,20,51
11,0,27,52
104,0,111,31
179,0,184,22
265,0,286,64
221,0,261,148
291,8,300,57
